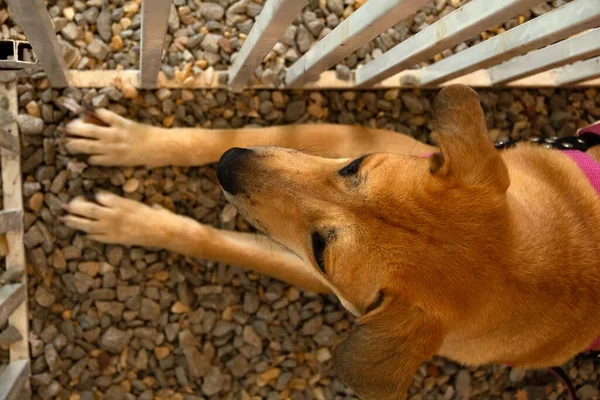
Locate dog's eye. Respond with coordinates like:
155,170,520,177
311,231,327,274
339,155,368,176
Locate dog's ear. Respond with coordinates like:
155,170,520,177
333,298,443,400
429,84,509,192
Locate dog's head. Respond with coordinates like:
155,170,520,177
217,85,510,399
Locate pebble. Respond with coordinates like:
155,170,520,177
202,367,224,396
123,178,140,193
16,114,44,135
284,99,306,122
96,4,112,42
140,298,161,320
87,38,111,61
35,287,56,307
201,34,222,54
200,3,225,20
99,327,130,354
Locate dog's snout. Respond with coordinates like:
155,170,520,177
217,147,253,195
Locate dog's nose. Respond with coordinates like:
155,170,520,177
217,147,253,195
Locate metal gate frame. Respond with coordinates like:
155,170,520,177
0,79,30,400
2,0,600,90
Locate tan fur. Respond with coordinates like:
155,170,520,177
62,86,600,399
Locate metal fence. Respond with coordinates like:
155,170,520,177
0,79,29,400
1,0,600,91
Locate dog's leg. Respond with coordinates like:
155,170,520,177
62,109,436,167
62,192,330,293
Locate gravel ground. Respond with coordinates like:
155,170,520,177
0,0,572,85
0,83,597,399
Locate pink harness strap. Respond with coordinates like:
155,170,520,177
554,147,600,353
563,150,600,195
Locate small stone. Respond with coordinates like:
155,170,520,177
97,4,112,42
82,7,99,24
26,101,41,117
123,178,140,193
243,292,260,313
168,4,180,30
105,386,127,400
296,25,313,53
100,327,129,354
213,321,235,337
35,287,56,307
577,384,599,399
171,301,190,314
243,325,262,348
335,64,352,81
201,34,222,53
200,3,225,20
302,316,323,335
28,192,44,212
316,347,332,363
140,298,161,321
123,1,139,13
314,326,337,346
92,94,109,108
61,22,79,41
246,2,263,17
226,354,250,377
183,347,211,378
284,100,306,122
154,346,170,360
88,39,110,60
16,115,44,135
79,262,100,277
73,272,95,294
509,368,526,383
327,0,345,16
202,367,224,396
402,92,424,114
44,344,61,373
63,7,75,21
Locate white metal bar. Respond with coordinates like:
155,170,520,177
355,0,540,87
555,56,600,86
285,0,430,87
139,0,173,89
0,359,30,400
418,0,600,86
228,0,307,91
0,210,22,233
63,69,600,89
0,284,25,328
0,80,28,363
489,29,600,85
5,0,68,87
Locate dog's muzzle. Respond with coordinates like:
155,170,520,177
217,147,253,195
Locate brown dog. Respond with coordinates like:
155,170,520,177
62,85,600,399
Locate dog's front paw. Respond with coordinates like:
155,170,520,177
60,109,162,167
61,192,172,247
